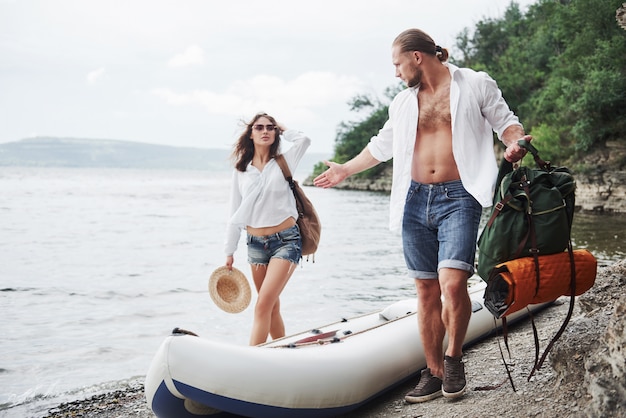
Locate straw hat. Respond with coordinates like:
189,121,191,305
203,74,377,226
208,266,251,313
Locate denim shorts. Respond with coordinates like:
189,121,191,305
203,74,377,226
246,224,302,265
402,179,482,279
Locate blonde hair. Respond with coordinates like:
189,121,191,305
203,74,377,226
393,28,449,62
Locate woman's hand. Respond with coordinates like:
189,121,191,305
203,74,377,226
276,122,288,134
225,255,234,270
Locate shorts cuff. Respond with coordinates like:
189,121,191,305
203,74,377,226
438,260,475,274
407,270,439,279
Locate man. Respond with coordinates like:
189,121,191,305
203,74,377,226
313,28,530,403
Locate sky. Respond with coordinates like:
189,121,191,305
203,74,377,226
0,0,536,154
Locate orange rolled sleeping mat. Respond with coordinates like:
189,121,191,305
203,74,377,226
484,249,597,318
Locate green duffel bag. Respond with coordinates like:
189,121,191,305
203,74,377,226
477,140,576,282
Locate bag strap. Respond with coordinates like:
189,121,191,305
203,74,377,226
275,154,306,216
275,154,293,181
486,194,513,228
518,139,551,171
492,152,514,206
486,150,516,226
528,239,577,380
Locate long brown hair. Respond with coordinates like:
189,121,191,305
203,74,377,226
231,112,283,172
393,28,449,62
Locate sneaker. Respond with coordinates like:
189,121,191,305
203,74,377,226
405,368,442,403
442,355,466,398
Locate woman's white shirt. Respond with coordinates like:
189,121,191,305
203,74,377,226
224,130,311,255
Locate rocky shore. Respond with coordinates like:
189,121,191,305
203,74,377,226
44,259,625,418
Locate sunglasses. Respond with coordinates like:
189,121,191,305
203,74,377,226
252,124,277,132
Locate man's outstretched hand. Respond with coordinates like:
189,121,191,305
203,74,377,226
313,161,348,189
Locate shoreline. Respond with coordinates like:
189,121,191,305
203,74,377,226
40,259,625,418
43,380,149,418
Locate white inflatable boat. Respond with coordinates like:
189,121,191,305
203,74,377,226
145,277,548,418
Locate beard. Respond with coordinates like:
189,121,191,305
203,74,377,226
406,67,423,88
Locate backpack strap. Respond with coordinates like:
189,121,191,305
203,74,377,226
498,316,517,392
486,194,513,228
528,239,577,379
518,139,552,171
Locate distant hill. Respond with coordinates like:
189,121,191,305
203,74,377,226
0,137,330,177
0,137,230,171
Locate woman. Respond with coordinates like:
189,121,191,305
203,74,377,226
224,112,311,345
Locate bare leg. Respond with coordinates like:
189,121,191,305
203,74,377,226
249,258,296,345
268,297,284,340
438,267,471,358
415,278,445,378
415,268,471,377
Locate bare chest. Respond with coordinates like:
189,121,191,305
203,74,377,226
417,87,451,130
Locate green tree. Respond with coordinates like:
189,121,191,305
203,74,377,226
456,0,626,163
312,85,402,177
325,0,626,174
525,0,626,159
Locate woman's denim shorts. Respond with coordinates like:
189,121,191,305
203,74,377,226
246,224,302,265
402,179,482,279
